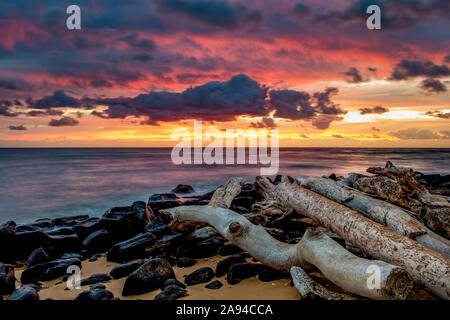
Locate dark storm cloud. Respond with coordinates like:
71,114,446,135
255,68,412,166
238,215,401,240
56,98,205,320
8,125,27,131
250,117,277,129
155,0,262,29
92,74,269,123
419,78,447,94
29,91,81,109
27,109,64,117
90,80,114,88
292,3,311,15
269,90,315,120
119,33,156,51
332,134,344,139
0,105,18,117
48,116,80,127
390,60,450,80
359,105,389,115
424,110,450,119
343,67,366,83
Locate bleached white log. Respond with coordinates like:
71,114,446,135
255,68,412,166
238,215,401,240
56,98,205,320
256,176,450,300
298,176,450,257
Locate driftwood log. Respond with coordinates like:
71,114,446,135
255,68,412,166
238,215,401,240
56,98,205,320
256,176,450,300
354,161,450,238
298,176,450,257
161,178,413,300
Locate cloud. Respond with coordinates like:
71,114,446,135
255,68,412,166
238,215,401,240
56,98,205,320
390,59,450,80
90,79,114,88
250,117,277,128
371,126,380,131
8,124,27,131
391,128,441,140
155,0,262,29
27,109,64,117
419,78,447,94
332,134,344,139
118,32,156,51
440,130,450,139
48,116,80,127
29,91,81,109
343,67,366,83
312,114,343,130
424,110,450,119
359,105,389,115
0,104,18,117
444,55,450,64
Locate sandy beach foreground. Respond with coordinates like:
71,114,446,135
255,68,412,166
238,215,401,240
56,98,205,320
9,255,300,300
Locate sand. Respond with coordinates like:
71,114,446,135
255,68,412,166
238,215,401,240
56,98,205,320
9,255,301,300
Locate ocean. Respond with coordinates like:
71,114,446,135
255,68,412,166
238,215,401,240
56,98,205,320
0,148,449,224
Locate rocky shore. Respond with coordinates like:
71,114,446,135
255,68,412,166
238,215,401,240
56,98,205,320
1,165,449,301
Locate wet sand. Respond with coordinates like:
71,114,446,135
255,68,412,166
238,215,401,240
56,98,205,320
11,255,301,300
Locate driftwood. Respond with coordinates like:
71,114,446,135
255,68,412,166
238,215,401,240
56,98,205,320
161,178,413,300
256,176,450,300
290,266,356,300
355,161,450,238
298,176,450,257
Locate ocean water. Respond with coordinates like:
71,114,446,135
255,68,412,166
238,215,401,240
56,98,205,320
0,148,449,224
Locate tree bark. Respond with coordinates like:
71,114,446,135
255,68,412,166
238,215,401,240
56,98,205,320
160,179,413,300
256,176,450,300
298,176,450,257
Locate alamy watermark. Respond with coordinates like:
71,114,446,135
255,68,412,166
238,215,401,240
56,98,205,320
171,120,279,175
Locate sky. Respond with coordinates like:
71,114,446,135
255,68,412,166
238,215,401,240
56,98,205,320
0,0,449,147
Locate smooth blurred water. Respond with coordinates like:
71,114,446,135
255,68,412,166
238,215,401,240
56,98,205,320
0,148,449,224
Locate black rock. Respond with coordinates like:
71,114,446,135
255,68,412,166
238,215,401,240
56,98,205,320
90,283,106,290
145,232,184,257
218,244,243,256
82,229,112,254
73,218,105,241
215,254,247,277
177,257,196,268
79,274,111,287
155,284,188,300
144,218,171,237
227,263,265,285
102,201,151,242
205,280,223,289
0,220,16,235
122,258,175,296
0,230,53,263
48,234,81,254
21,258,82,284
15,224,42,233
107,232,157,263
148,193,180,213
176,237,223,259
7,285,39,301
75,287,114,300
0,264,16,295
185,267,214,286
171,184,195,194
60,253,83,260
52,215,90,227
46,227,75,236
163,278,186,289
110,261,144,279
258,267,289,282
26,247,50,267
89,254,101,262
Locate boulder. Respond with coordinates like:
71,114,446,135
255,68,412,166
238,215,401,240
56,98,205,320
15,224,42,233
46,227,75,236
148,193,180,213
26,248,50,267
73,218,105,241
48,234,81,254
215,254,247,277
163,278,186,289
171,184,195,194
21,258,82,284
102,201,151,241
60,253,83,260
176,236,223,259
145,232,184,257
122,258,175,296
188,227,219,241
155,284,188,300
0,230,53,263
227,263,265,285
109,261,144,279
218,244,243,256
79,274,111,287
0,264,16,295
0,221,16,235
258,267,289,282
52,215,90,227
7,286,39,301
177,257,196,268
74,286,114,300
185,267,214,286
205,280,223,289
107,232,157,263
144,218,171,237
82,229,113,254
